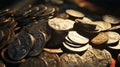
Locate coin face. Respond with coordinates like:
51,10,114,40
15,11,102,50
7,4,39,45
103,15,120,24
106,31,120,44
91,32,108,45
68,31,89,44
8,31,33,60
28,30,45,56
48,18,75,30
66,9,84,18
39,52,60,67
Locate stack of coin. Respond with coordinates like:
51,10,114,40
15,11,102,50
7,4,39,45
63,31,89,52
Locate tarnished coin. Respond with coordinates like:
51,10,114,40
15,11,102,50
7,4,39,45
19,58,46,67
60,53,82,67
66,9,84,18
67,31,89,44
28,30,45,56
8,31,34,60
91,32,108,45
108,40,120,50
39,52,60,67
103,15,120,24
105,31,120,44
48,18,75,30
63,42,89,52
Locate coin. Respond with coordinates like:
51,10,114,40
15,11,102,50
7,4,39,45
8,31,33,60
105,31,120,44
48,18,75,30
108,40,120,50
67,31,89,44
91,32,108,45
66,9,84,18
63,42,89,52
43,48,63,53
28,30,45,56
103,15,120,24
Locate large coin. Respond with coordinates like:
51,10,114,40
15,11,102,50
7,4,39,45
8,31,34,60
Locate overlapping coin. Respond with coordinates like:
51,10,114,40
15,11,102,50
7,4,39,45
7,31,34,60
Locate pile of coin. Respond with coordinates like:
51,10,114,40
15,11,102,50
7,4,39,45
0,0,120,67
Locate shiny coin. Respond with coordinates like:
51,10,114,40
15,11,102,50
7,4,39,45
63,42,89,52
91,32,108,45
68,31,89,44
48,18,75,30
105,31,120,44
108,40,120,50
66,9,84,18
103,15,120,24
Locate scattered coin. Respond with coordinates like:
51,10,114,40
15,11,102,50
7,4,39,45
66,9,84,18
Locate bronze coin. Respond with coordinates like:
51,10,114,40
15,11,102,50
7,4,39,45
91,32,108,45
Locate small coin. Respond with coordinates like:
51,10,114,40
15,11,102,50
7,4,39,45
103,15,120,24
105,31,120,44
91,32,108,45
66,9,84,18
68,31,89,44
